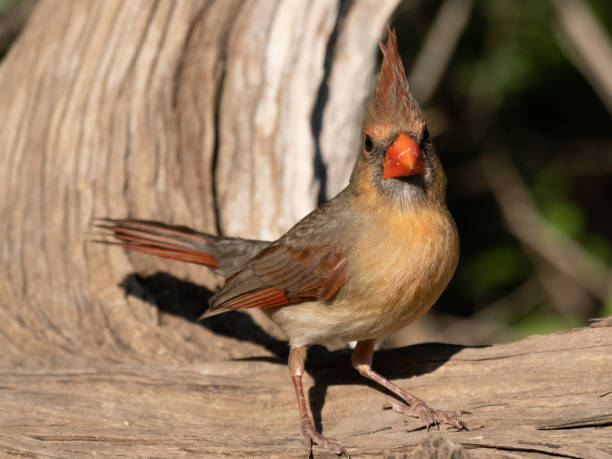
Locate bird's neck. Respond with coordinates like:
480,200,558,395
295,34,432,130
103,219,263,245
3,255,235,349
349,159,446,213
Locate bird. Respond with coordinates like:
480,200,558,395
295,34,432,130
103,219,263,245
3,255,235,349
97,28,467,458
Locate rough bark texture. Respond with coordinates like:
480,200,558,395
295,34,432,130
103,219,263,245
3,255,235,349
0,0,398,366
0,1,611,458
1,324,611,458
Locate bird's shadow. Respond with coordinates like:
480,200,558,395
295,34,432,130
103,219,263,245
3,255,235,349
120,272,474,435
120,272,289,357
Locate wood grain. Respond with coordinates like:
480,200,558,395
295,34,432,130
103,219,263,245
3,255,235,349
1,323,610,457
0,0,398,365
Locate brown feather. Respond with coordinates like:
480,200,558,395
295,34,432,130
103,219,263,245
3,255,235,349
364,28,424,140
202,243,347,318
96,219,219,268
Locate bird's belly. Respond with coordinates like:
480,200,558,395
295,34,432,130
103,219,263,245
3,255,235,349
265,298,431,348
265,257,453,347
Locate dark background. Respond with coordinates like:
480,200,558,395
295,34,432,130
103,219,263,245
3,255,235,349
390,0,612,345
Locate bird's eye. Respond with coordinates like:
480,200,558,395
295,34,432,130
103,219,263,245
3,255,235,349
421,128,430,143
364,134,374,152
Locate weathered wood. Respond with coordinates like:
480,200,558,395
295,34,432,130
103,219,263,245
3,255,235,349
0,0,398,366
1,323,610,457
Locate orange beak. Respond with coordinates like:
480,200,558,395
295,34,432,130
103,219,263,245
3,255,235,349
383,132,425,179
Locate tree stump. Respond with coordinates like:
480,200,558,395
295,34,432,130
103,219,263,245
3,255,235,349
0,0,398,364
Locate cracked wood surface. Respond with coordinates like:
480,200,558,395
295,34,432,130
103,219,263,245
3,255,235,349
1,1,611,458
1,324,611,458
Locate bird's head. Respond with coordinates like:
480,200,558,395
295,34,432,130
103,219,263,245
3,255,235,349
351,28,446,208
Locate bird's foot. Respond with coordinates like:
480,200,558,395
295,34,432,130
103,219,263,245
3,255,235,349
384,400,470,431
301,419,350,458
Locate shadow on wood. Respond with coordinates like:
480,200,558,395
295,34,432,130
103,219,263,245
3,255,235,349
120,272,290,358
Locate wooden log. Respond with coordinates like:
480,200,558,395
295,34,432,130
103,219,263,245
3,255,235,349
1,323,610,457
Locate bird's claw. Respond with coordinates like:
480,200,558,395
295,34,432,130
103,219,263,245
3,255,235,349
384,401,470,431
301,421,350,458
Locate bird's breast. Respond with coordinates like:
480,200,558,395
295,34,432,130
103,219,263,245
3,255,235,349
343,205,458,332
266,204,459,347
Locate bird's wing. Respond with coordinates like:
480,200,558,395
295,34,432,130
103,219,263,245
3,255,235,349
202,242,347,318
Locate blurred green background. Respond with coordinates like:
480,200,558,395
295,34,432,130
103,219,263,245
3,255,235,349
391,0,612,345
2,0,609,346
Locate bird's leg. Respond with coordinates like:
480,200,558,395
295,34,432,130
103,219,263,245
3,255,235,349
289,346,349,458
351,340,468,430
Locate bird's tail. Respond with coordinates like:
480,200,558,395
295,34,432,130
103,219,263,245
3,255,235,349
95,219,220,268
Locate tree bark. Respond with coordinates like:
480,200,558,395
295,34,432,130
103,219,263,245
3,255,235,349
1,1,610,457
0,0,398,365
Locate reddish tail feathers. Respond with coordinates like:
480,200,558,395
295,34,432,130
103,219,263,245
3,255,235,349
96,219,219,267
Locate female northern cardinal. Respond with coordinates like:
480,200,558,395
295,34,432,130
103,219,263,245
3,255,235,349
99,29,467,457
